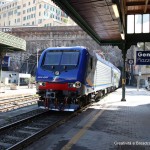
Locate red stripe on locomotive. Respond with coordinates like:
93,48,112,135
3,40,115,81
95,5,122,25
39,83,77,91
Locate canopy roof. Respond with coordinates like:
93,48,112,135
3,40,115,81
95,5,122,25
0,31,26,52
52,0,150,48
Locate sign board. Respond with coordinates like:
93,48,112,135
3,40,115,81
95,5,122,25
127,59,134,65
136,51,150,65
2,56,10,67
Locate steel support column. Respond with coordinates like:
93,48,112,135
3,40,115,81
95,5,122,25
121,43,127,101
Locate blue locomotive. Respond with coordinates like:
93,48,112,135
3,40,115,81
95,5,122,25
36,46,121,111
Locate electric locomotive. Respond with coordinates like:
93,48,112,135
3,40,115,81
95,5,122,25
36,46,121,111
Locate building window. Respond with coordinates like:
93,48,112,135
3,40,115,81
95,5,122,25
32,21,34,25
23,4,26,7
23,10,26,14
39,12,41,16
3,13,6,18
14,9,17,14
38,19,42,23
27,15,31,20
33,0,36,3
17,6,21,9
39,4,41,9
23,16,26,20
17,18,20,22
17,12,21,16
28,2,30,5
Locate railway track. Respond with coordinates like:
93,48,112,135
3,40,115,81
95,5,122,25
0,94,39,112
0,109,48,128
0,111,68,150
0,103,92,150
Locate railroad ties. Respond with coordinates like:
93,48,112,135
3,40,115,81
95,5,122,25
0,94,39,112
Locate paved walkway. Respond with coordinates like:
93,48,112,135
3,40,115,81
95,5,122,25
25,86,150,150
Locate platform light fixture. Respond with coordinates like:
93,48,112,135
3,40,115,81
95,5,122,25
112,4,119,18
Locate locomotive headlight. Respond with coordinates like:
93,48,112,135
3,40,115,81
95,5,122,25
38,82,45,86
74,81,81,88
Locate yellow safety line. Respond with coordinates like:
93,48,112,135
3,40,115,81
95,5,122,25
61,107,106,150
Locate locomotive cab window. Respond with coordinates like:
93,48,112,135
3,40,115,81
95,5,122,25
41,50,80,71
43,52,62,65
61,52,79,65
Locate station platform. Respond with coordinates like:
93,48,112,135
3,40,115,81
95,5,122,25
25,86,150,150
0,86,36,98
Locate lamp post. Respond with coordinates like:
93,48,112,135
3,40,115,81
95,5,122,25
37,48,40,68
36,48,39,68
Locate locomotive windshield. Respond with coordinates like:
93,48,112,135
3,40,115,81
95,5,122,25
61,52,79,65
44,52,62,65
43,51,79,66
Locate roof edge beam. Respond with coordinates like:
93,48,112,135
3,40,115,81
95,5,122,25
126,1,150,6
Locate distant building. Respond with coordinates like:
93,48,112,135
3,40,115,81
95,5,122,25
0,0,12,6
0,0,76,27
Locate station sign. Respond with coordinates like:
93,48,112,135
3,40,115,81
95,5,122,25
127,59,134,65
1,56,10,67
136,51,150,65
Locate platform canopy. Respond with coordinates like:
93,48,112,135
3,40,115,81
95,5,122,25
52,0,150,49
0,31,26,52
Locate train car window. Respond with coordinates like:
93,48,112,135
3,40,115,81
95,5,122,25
44,52,62,65
90,58,93,69
61,52,79,65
